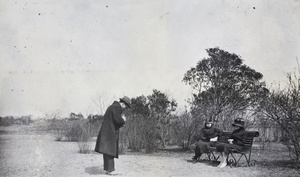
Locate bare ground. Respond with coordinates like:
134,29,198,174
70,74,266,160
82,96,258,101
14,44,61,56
0,124,299,177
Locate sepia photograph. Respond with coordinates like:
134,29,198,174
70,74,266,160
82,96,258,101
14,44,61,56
0,0,300,176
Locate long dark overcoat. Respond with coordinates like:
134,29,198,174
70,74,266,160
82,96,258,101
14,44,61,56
200,126,223,142
215,127,248,154
95,101,125,158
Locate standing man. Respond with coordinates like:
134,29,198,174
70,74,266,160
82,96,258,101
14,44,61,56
95,96,131,175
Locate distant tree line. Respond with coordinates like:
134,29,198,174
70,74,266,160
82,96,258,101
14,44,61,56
0,115,33,126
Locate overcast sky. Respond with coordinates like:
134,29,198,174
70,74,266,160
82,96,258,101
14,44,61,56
0,0,299,118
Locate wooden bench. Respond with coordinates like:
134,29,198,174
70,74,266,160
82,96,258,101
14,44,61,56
208,131,259,167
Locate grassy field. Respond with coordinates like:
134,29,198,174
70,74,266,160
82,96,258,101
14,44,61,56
0,122,299,177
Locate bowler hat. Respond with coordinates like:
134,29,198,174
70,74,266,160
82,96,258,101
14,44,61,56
232,118,245,128
120,96,131,108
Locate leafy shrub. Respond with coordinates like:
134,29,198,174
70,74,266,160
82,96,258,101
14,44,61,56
48,117,102,153
65,120,82,141
49,119,69,141
76,122,94,153
171,112,200,150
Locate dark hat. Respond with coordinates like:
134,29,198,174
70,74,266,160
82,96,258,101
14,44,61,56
232,118,245,128
120,96,131,108
206,120,214,124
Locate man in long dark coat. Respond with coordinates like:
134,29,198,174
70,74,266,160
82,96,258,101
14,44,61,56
95,96,131,175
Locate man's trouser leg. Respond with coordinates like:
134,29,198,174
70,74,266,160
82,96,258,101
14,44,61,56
103,154,115,172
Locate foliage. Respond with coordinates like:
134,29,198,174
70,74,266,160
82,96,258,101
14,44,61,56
50,118,69,141
48,114,102,153
125,90,177,153
0,116,33,126
183,47,268,126
126,95,150,151
76,121,97,154
64,120,84,141
170,110,201,150
259,69,300,164
147,89,177,148
255,112,282,150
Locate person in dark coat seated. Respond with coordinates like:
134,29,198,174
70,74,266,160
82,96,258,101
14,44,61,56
192,121,222,163
215,118,248,168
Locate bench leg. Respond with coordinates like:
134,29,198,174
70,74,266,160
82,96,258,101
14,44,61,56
227,153,237,167
228,150,254,167
209,151,220,161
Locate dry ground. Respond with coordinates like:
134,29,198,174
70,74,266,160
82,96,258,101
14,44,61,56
0,123,299,177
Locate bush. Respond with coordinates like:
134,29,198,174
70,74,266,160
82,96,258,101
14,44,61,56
171,112,200,150
49,119,69,141
124,115,161,153
76,122,95,153
259,70,300,165
48,117,102,153
64,120,82,141
125,115,144,152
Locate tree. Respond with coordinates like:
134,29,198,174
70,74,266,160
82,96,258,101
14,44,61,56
124,90,177,153
259,69,300,165
147,89,177,148
171,109,201,150
183,47,268,128
126,95,150,151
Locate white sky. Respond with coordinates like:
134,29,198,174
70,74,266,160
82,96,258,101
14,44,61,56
0,0,299,118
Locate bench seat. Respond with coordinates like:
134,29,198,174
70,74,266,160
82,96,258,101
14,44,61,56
207,131,259,167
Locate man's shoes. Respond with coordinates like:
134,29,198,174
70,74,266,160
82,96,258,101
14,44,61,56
105,170,119,175
192,156,198,164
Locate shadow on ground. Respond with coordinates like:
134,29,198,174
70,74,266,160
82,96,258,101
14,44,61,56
186,159,220,167
257,160,300,170
85,166,107,175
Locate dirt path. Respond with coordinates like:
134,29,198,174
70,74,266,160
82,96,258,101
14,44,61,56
0,126,298,177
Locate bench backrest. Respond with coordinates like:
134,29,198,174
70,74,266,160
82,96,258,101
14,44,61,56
217,131,259,151
241,131,259,152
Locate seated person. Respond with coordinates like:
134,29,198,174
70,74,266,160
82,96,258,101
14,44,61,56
215,118,248,168
192,121,222,163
